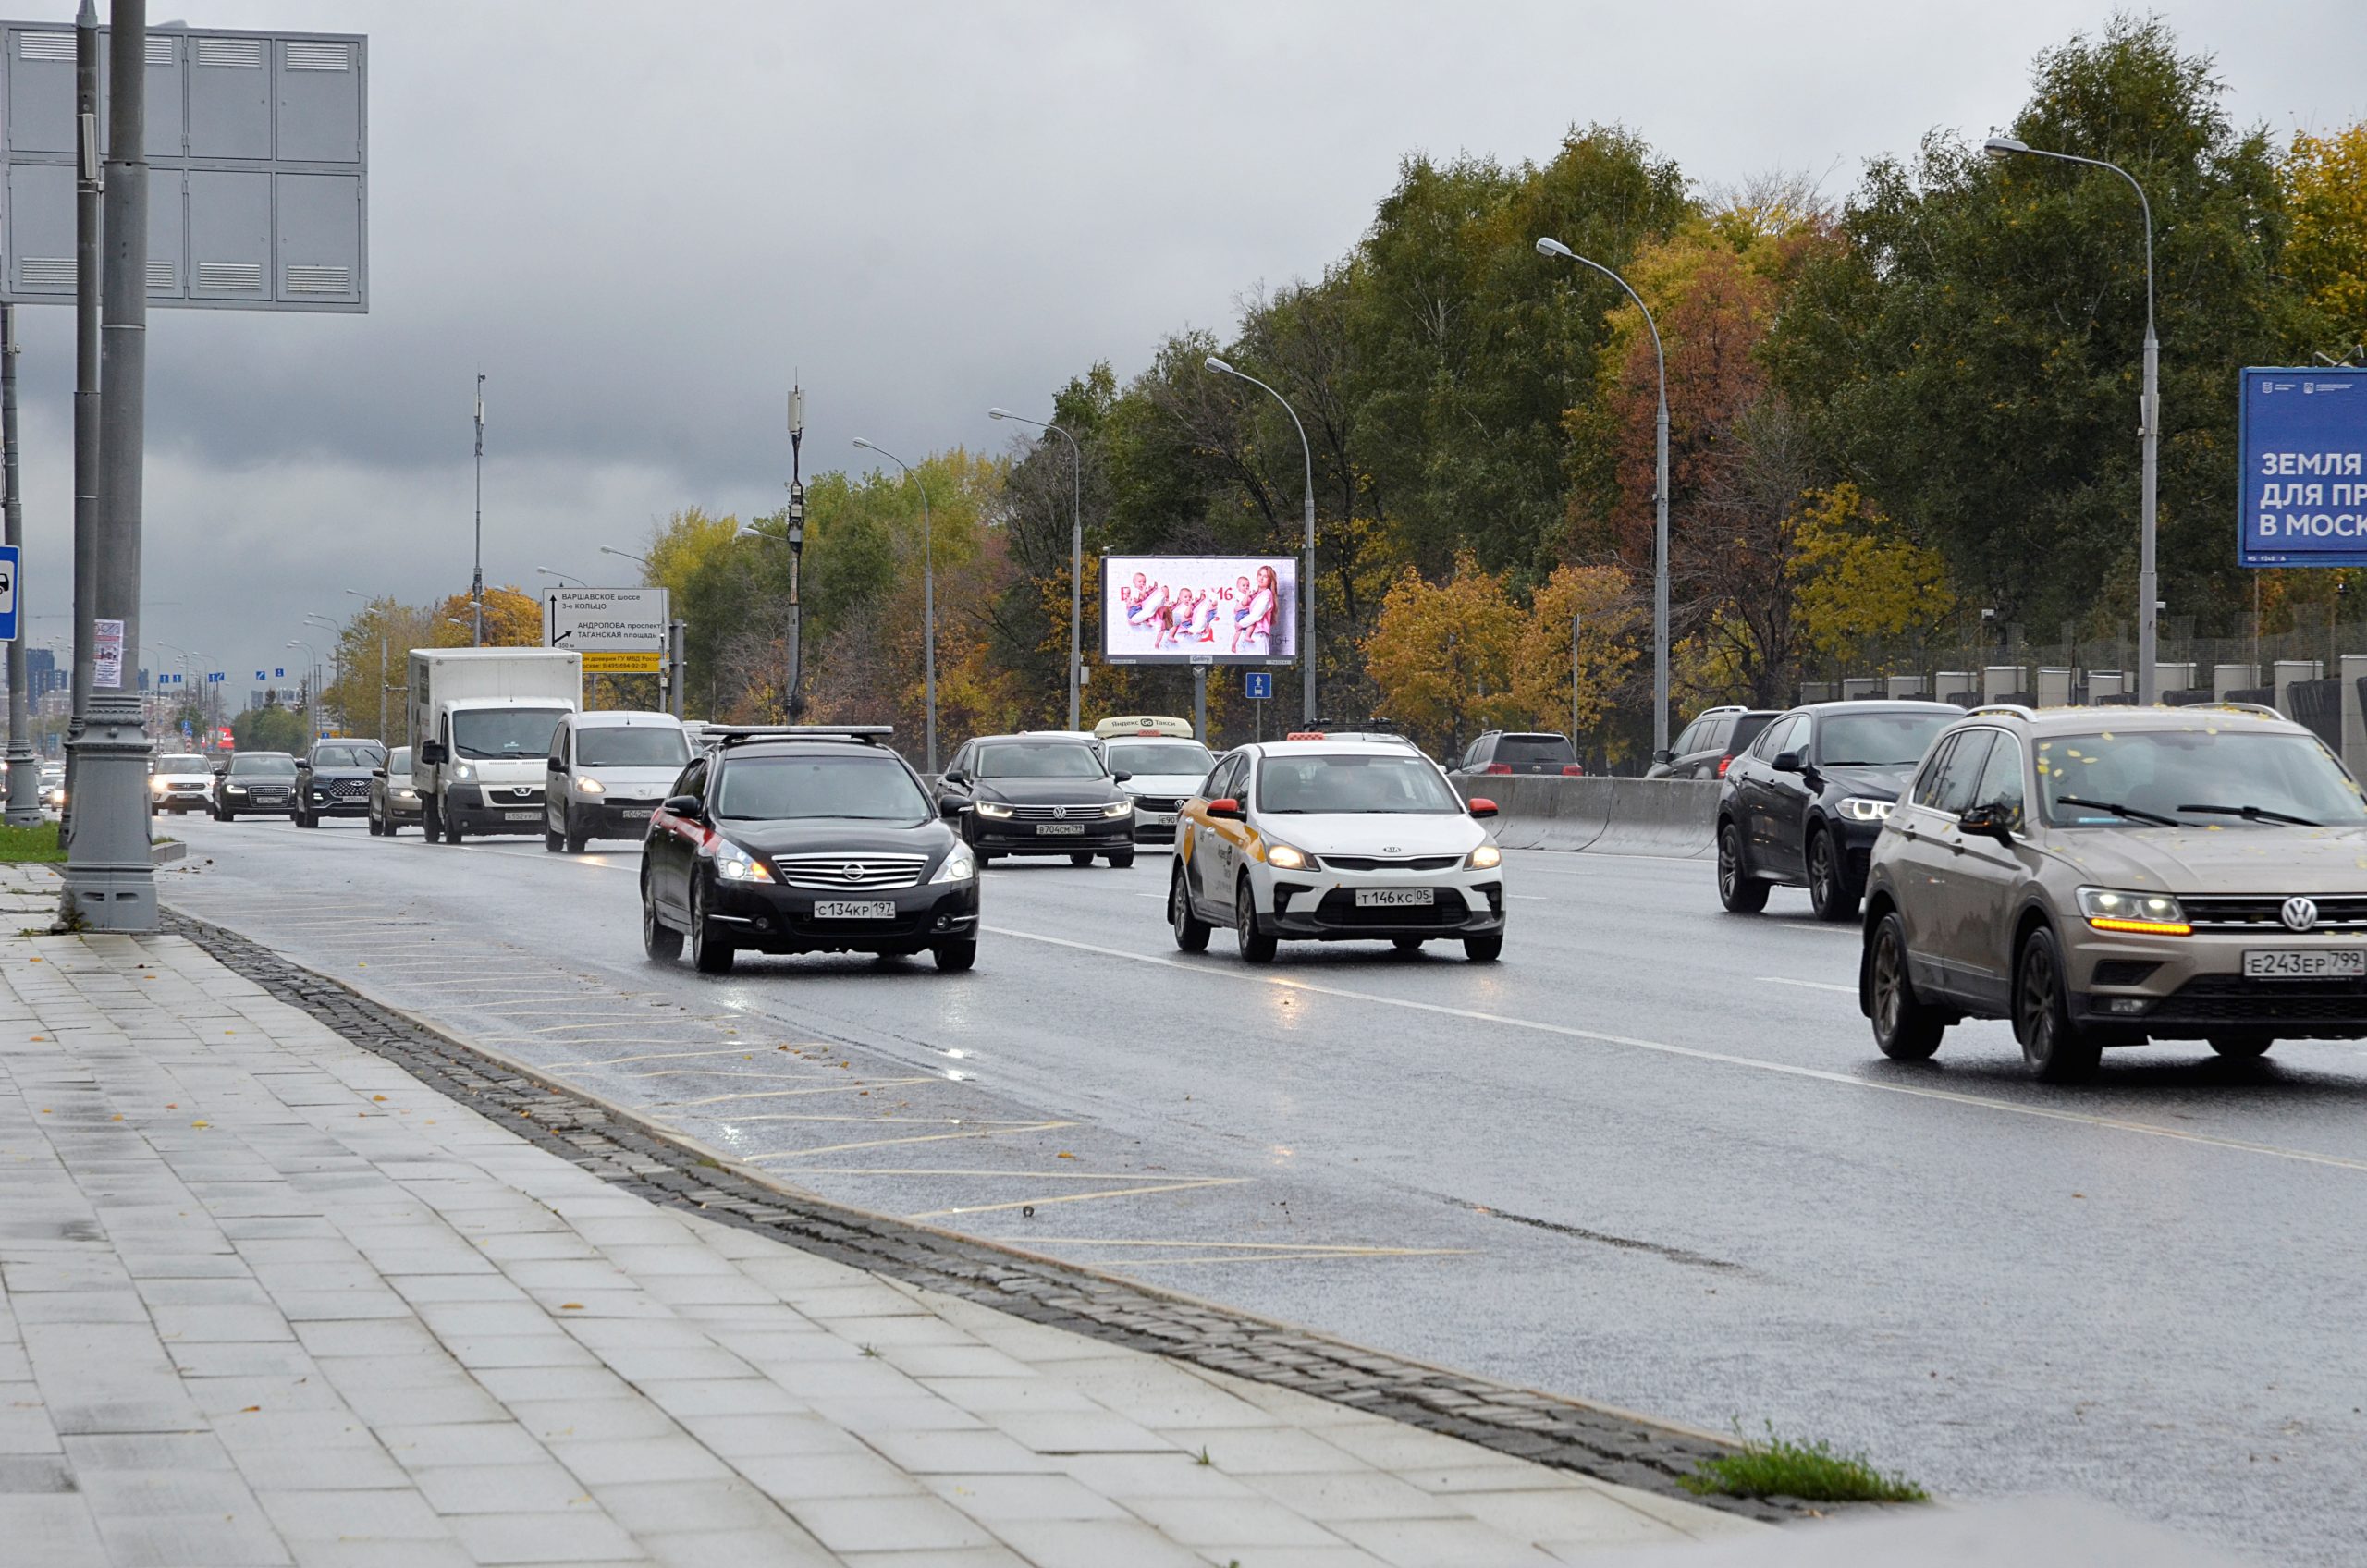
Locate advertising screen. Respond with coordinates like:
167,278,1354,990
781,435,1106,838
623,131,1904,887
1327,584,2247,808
2238,366,2367,567
1101,555,1296,665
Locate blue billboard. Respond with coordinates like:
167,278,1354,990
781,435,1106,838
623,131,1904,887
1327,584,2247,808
2239,366,2367,567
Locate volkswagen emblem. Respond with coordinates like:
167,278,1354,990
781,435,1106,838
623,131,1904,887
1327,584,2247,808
1053,805,1068,819
2282,896,2319,932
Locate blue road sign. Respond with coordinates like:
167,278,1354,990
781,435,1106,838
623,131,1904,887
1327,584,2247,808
2239,366,2367,567
0,542,18,643
207,672,225,683
1245,669,1273,700
274,668,286,680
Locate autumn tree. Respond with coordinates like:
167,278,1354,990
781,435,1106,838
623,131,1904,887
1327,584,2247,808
1363,554,1524,756
431,585,542,648
1787,484,1956,673
1509,564,1642,749
2284,121,2367,342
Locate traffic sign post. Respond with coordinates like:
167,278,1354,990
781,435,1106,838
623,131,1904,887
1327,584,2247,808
1244,670,1272,700
2238,367,2367,568
546,588,668,709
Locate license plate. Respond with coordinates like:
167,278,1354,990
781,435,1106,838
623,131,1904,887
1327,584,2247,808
622,809,651,820
815,900,895,920
1355,888,1435,907
504,811,538,822
1152,813,1178,827
1036,823,1085,836
2242,949,2366,979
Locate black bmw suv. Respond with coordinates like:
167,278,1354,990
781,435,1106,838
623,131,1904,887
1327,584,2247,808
937,734,1136,867
295,740,386,828
640,727,980,974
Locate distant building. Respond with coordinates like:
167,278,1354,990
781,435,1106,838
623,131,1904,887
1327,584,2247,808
25,646,57,701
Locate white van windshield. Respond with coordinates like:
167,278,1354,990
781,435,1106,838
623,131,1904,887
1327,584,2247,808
453,708,568,760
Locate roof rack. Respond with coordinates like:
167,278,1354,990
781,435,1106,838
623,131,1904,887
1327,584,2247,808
1966,704,2038,720
2214,702,2284,719
701,725,893,748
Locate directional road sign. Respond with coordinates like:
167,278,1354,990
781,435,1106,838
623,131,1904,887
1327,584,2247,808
546,586,668,674
0,543,18,642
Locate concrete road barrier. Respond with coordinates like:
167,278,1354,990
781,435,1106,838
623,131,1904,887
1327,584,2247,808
1456,774,1718,857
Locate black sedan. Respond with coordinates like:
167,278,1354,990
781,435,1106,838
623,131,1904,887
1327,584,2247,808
213,751,300,820
1716,701,1961,921
937,734,1137,868
640,727,980,974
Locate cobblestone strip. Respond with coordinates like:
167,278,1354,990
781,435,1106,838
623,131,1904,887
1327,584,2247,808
163,909,1801,1524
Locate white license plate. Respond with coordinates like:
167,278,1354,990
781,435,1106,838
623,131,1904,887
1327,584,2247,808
1152,813,1178,827
504,811,538,821
622,809,651,820
2242,949,2365,979
1355,888,1435,908
815,900,895,919
1036,823,1085,836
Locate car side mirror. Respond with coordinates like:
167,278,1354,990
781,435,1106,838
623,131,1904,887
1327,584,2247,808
1205,797,1245,821
1111,771,1133,784
1467,797,1499,819
938,796,965,819
546,756,563,770
1772,751,1804,774
942,769,967,786
419,740,447,766
661,793,703,818
1958,802,2016,843
1652,748,1674,765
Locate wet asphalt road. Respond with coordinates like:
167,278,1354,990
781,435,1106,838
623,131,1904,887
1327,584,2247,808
153,810,2367,1563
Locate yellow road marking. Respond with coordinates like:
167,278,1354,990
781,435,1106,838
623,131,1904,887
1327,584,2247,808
747,1121,1073,1159
907,1178,1245,1219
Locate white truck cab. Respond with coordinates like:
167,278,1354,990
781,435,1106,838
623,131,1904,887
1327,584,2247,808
409,648,582,844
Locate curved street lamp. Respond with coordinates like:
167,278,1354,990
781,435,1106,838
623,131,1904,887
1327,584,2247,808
852,438,938,770
989,406,1085,730
535,565,586,588
599,545,646,567
1984,134,2161,704
1202,357,1317,725
1536,236,1671,757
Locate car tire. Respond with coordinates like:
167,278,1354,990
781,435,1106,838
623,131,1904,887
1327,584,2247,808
217,809,235,823
445,809,465,845
1171,871,1211,953
422,796,442,841
1867,912,1945,1060
565,820,589,854
366,808,382,837
1106,849,1135,869
1806,827,1858,923
642,873,683,962
544,824,564,853
1717,820,1768,913
689,879,734,974
1463,934,1503,962
1392,937,1425,954
1068,851,1093,867
932,939,978,973
1234,876,1276,964
2015,925,2101,1082
2208,1035,2275,1060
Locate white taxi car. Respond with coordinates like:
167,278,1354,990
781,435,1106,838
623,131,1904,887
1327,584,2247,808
1169,739,1506,962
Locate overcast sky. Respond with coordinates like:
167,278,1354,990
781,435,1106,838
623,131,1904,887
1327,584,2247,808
4,0,2360,688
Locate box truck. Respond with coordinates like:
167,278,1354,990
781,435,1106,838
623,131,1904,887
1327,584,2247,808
409,648,582,843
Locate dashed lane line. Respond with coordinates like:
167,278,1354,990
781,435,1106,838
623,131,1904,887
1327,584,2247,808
905,1177,1248,1220
1756,976,1858,995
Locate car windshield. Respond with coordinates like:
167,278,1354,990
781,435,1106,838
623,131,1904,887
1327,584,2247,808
2037,728,2367,828
1492,734,1574,767
231,754,298,778
715,756,930,822
577,726,689,768
1819,711,1955,767
157,754,207,773
1257,753,1462,814
452,708,567,760
975,742,1104,779
311,743,383,768
1105,741,1214,777
386,748,411,775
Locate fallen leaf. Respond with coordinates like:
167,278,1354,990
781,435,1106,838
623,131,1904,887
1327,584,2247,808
191,1121,209,1129
559,1303,583,1310
372,1096,386,1103
1056,1151,1075,1159
110,1114,122,1122
239,1404,260,1414
38,1109,49,1115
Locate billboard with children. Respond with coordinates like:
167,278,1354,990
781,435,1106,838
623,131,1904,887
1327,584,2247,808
1100,555,1297,665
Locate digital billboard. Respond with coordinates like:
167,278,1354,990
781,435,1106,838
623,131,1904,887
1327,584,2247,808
2238,366,2367,567
1100,555,1296,665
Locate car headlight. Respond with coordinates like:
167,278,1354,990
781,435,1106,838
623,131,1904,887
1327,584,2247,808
930,845,978,883
1263,840,1317,871
713,840,774,883
2077,887,2189,936
1466,843,1502,870
149,777,167,793
224,784,247,796
577,777,606,795
1836,796,1893,823
454,763,475,781
974,800,1014,818
1101,800,1133,818
394,787,417,801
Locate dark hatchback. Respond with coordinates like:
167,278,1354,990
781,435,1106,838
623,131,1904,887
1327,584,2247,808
640,727,981,974
938,735,1136,867
1717,701,1961,921
296,740,386,827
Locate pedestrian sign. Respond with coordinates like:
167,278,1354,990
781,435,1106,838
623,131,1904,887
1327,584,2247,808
0,543,18,643
1245,669,1273,700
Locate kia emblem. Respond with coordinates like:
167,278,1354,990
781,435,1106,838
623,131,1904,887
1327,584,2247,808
2282,896,2319,932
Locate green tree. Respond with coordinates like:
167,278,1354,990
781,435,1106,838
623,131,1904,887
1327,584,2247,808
231,704,307,753
2284,121,2367,341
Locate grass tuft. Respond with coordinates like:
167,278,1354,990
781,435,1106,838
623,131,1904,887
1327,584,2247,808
0,822,65,864
1679,1425,1926,1503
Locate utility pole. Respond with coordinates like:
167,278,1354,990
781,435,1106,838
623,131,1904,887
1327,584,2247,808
61,0,157,931
2,305,36,826
62,0,100,843
472,374,485,646
785,386,805,720
1569,610,1582,760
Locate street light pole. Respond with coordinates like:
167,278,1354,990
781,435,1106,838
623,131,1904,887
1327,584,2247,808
989,407,1084,729
472,374,485,647
786,386,805,721
287,640,319,740
1537,237,1671,756
1202,358,1316,725
852,439,935,770
344,589,386,743
1984,135,2160,704
1,304,36,827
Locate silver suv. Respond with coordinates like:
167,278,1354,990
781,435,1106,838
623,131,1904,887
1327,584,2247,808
1858,704,2367,1080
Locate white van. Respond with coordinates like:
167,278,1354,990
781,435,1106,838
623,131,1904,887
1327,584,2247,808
543,709,692,853
411,647,582,843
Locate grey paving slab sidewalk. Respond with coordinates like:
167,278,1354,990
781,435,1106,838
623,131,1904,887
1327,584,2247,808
0,894,1762,1564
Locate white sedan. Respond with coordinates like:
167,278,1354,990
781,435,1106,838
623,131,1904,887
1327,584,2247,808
1168,740,1506,963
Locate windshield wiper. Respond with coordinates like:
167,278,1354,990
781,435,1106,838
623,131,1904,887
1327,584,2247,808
2054,794,2184,827
2176,802,2319,827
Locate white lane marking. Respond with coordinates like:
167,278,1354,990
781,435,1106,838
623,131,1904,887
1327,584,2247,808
1503,851,1712,868
982,925,2367,1175
1758,976,1857,995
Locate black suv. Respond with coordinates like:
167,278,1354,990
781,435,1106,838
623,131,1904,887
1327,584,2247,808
1450,731,1580,778
1716,702,1962,921
1649,706,1781,780
938,734,1136,867
640,727,981,974
213,751,300,820
295,740,386,828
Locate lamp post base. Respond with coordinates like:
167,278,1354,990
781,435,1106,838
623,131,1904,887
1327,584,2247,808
58,696,156,933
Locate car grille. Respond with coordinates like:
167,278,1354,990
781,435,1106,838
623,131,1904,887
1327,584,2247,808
773,853,928,891
2178,894,2367,934
1310,888,1472,927
327,778,369,802
1006,803,1119,821
2151,975,2367,1026
1130,796,1182,815
1321,854,1462,873
481,786,544,807
243,786,288,802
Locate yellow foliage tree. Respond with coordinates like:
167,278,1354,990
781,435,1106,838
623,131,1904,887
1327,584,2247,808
430,585,543,648
1787,484,1956,668
2285,122,2367,337
1362,553,1523,755
1509,564,1640,741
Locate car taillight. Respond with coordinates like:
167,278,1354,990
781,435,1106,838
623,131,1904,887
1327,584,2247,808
1561,765,1584,776
1485,764,1514,775
1716,754,1734,778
